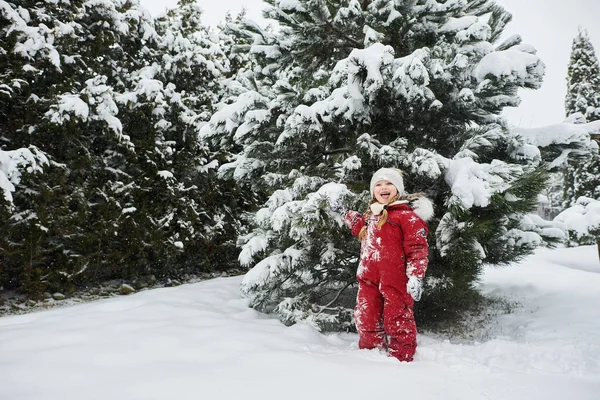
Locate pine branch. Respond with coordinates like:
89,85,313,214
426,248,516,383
306,147,352,167
322,147,352,155
323,19,362,49
317,280,354,313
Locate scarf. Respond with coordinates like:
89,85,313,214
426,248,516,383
369,200,408,215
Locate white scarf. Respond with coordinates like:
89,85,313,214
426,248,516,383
370,200,408,215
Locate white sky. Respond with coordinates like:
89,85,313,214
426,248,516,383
139,0,600,128
1,244,600,399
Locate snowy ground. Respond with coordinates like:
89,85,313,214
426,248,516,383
1,246,599,400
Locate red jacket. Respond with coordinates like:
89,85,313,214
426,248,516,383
344,199,430,281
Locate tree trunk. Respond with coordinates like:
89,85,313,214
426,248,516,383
597,237,600,263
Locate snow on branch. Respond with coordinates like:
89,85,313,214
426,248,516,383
332,42,394,101
510,120,600,168
200,91,270,144
554,197,600,245
391,48,434,104
0,0,74,69
473,46,544,89
439,16,491,43
403,148,444,180
0,146,48,203
444,157,516,209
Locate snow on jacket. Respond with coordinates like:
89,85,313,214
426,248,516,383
343,197,433,280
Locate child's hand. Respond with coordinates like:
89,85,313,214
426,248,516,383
407,276,423,302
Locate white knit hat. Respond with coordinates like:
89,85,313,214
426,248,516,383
370,168,404,197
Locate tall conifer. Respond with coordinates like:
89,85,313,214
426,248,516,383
563,28,600,207
202,0,556,329
565,28,600,121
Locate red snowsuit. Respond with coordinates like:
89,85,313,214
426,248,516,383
344,201,429,362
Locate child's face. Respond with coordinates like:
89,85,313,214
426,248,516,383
373,180,398,204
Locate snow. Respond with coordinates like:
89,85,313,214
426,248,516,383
1,246,599,399
46,94,90,123
444,157,511,208
249,44,282,59
277,0,305,13
440,17,491,43
238,232,269,266
0,147,48,202
392,48,432,103
554,197,600,240
157,170,174,179
512,120,600,149
510,120,600,166
473,48,543,88
439,16,479,33
341,43,394,100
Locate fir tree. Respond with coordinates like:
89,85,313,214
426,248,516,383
563,28,600,207
565,28,600,121
201,0,557,329
117,0,246,277
0,0,94,294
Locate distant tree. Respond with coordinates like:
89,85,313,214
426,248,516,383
566,150,600,205
201,0,558,330
565,28,600,121
563,28,600,207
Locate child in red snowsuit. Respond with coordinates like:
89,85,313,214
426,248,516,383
343,168,433,362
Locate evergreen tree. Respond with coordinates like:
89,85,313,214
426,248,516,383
201,0,557,330
565,28,600,121
218,9,256,80
563,28,600,207
116,0,247,277
571,152,600,201
0,0,239,295
0,0,95,294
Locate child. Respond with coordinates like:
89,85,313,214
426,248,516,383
343,168,433,362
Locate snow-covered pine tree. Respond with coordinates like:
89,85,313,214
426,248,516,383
114,0,245,277
561,135,600,209
0,0,99,294
563,28,600,207
565,28,600,121
201,0,559,330
57,0,160,285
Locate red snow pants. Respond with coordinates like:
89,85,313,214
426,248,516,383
354,270,417,362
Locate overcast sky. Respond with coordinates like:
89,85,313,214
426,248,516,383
139,0,600,128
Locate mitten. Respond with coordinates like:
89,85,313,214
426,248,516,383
406,275,423,302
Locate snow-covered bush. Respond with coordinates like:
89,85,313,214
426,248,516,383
554,197,600,246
